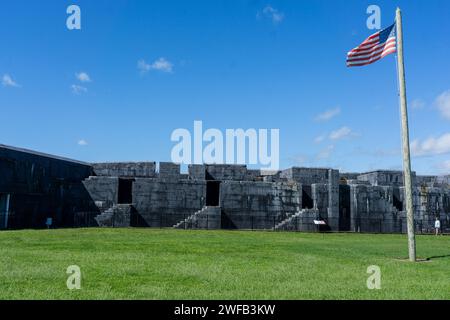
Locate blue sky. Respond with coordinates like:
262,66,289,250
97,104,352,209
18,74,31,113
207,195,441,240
1,0,449,175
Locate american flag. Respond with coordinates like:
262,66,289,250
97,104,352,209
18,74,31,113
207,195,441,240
347,23,397,67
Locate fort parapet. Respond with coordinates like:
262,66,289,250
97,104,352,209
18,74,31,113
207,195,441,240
0,144,449,233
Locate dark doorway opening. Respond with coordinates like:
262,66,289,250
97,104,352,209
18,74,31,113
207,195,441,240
393,188,403,211
302,185,313,209
339,185,351,231
206,181,220,206
118,178,134,204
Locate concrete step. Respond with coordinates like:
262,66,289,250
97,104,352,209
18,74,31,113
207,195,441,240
173,207,208,229
273,211,302,230
173,206,220,229
95,204,134,227
273,209,319,231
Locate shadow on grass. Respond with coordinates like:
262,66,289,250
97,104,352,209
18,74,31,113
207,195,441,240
426,254,450,261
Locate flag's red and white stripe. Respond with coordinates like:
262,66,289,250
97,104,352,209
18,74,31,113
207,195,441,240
347,31,396,67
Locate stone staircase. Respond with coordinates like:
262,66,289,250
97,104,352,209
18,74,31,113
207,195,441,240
173,206,221,229
273,212,297,230
273,208,319,231
95,204,133,227
273,211,302,231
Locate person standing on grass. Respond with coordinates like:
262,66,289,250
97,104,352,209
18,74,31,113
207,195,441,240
434,217,441,236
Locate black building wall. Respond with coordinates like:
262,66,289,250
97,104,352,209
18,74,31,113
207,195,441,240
0,145,98,229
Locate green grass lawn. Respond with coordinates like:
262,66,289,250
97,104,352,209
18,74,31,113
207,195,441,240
0,228,449,299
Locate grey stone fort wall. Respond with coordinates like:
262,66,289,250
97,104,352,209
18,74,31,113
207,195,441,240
0,145,97,229
220,181,301,229
1,144,449,232
82,176,119,210
357,170,417,187
132,178,206,227
280,167,330,185
93,162,156,177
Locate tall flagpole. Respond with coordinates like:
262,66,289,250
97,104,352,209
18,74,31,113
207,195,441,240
395,7,416,262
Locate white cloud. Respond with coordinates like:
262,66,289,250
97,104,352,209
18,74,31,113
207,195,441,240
315,107,341,122
314,134,326,144
2,74,20,87
71,84,87,94
410,98,425,110
259,5,284,24
411,133,450,156
137,60,151,73
76,72,91,82
329,126,355,141
151,58,173,72
77,139,88,146
436,90,450,120
138,57,173,73
317,145,335,160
